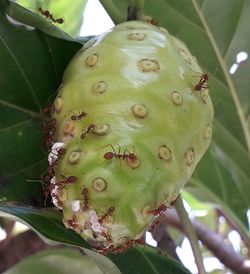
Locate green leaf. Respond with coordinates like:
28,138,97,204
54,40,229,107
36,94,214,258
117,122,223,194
14,0,87,38
2,248,109,274
0,205,190,274
5,1,75,41
100,0,250,238
0,0,82,204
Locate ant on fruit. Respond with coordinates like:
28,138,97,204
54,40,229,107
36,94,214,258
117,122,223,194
41,107,57,150
147,204,167,216
80,124,95,139
38,7,64,24
98,206,115,224
81,186,89,211
193,72,209,91
101,144,137,163
71,111,88,121
57,174,77,188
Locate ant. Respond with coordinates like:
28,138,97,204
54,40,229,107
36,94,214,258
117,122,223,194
71,111,88,121
67,219,77,229
147,204,167,216
80,124,95,139
57,174,77,187
194,73,209,91
98,244,115,255
81,186,89,211
98,207,115,224
148,216,165,234
38,7,64,24
102,144,137,163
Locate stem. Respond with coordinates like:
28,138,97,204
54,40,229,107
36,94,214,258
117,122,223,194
132,0,145,11
192,0,250,154
0,99,39,118
175,196,206,274
99,0,126,24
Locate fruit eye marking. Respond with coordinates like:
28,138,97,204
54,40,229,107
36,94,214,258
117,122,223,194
131,104,148,118
68,150,82,164
178,48,192,65
170,91,183,106
158,145,172,162
93,124,111,136
91,81,108,94
127,33,146,41
137,58,160,72
92,177,107,192
184,147,195,166
203,125,212,139
85,54,98,67
54,96,63,112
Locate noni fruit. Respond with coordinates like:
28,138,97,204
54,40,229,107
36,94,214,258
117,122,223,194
45,20,214,253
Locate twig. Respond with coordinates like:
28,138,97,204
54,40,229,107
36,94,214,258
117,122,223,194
175,197,206,274
163,209,250,274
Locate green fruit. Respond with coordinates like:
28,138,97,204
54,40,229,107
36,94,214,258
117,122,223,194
48,20,214,252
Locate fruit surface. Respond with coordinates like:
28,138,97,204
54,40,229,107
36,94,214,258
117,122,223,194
46,20,214,253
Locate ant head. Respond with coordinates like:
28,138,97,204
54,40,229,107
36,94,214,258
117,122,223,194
128,153,137,161
68,175,77,183
56,18,64,24
104,151,114,160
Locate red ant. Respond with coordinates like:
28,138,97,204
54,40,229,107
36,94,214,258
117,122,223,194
147,204,167,216
67,219,77,229
134,237,145,246
99,244,115,255
38,7,64,24
194,73,209,91
100,231,112,243
81,186,89,211
80,124,95,139
148,217,164,234
41,107,57,150
98,206,115,224
57,174,77,187
71,111,87,121
102,144,137,162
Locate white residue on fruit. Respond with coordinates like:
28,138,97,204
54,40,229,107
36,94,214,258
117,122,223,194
48,142,65,165
89,210,107,233
50,176,62,209
71,200,81,212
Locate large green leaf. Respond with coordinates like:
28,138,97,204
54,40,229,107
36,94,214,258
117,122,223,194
99,0,250,239
0,205,191,274
2,248,118,274
0,0,82,204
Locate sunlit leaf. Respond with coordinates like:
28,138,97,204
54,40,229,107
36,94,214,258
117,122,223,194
14,0,87,37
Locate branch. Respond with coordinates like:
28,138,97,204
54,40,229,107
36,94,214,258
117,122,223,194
161,209,250,274
151,222,181,262
0,230,62,272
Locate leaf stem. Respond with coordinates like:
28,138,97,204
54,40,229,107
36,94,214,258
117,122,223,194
132,0,145,11
192,0,250,154
99,0,126,24
175,196,206,274
0,99,39,118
